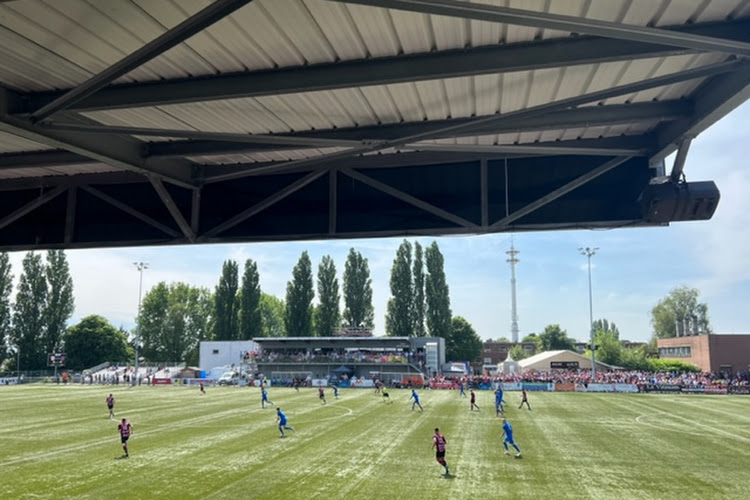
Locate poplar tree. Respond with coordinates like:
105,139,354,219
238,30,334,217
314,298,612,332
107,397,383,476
386,240,412,336
315,255,340,337
285,251,314,336
425,242,452,339
214,260,239,340
342,248,374,329
44,250,74,356
239,259,262,340
412,241,426,337
11,253,47,370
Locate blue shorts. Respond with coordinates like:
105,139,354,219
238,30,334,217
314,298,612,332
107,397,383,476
504,436,515,444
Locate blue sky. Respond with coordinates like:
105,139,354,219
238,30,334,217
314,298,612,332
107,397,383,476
7,101,750,343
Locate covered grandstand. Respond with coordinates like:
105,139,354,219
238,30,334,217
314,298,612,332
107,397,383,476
252,336,445,386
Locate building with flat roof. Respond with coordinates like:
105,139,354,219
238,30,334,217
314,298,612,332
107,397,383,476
657,334,750,373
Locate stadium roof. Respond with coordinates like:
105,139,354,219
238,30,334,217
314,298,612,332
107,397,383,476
253,336,412,349
1,0,749,250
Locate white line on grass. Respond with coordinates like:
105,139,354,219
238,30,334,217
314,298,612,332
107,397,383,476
633,406,750,444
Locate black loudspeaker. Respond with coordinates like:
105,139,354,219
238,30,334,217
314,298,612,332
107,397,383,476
639,179,720,223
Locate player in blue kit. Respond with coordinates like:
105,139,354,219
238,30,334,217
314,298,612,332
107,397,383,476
494,386,505,416
501,417,522,458
276,407,295,437
261,386,273,409
411,389,424,411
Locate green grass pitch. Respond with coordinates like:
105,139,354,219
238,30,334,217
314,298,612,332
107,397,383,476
1,385,749,499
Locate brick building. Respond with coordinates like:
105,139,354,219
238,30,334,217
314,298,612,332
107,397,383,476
481,340,537,374
657,334,750,373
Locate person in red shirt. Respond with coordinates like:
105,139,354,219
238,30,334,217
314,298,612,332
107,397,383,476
470,389,480,411
106,394,115,419
318,386,327,405
117,418,132,458
432,428,450,476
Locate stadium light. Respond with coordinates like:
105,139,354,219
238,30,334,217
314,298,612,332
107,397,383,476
578,247,598,380
133,262,149,385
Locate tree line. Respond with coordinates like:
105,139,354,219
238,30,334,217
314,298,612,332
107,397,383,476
0,244,713,372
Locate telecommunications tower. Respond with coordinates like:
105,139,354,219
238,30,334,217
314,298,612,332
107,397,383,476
506,239,520,343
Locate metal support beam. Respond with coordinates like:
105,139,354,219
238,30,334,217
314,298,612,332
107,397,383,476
402,142,645,157
29,0,255,122
328,169,337,235
652,67,750,163
480,158,488,227
336,0,750,56
0,114,196,188
64,186,77,244
81,186,183,239
202,59,745,183
0,185,67,231
38,122,362,149
146,101,684,158
341,168,477,228
200,170,327,239
191,188,201,235
17,19,750,113
149,177,196,242
490,156,631,228
669,138,692,182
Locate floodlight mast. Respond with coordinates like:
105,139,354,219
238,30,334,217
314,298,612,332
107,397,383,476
133,262,149,385
579,247,599,380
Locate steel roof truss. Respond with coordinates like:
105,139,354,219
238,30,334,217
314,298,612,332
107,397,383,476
0,185,67,232
669,138,692,182
340,167,477,229
80,186,182,239
336,0,750,56
490,156,631,229
29,0,255,122
149,177,196,242
0,115,195,188
202,59,743,183
16,19,750,114
200,170,328,240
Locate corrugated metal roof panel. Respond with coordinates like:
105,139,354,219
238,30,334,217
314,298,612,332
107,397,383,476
0,132,51,154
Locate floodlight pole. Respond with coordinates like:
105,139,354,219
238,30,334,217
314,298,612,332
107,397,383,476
133,262,149,385
579,247,598,381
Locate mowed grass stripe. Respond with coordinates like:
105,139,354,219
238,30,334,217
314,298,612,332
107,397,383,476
2,387,750,500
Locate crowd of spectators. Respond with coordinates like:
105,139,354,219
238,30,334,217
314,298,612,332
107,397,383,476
425,369,749,389
256,350,408,365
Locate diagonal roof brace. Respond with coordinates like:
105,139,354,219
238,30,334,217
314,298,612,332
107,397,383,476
490,156,632,229
0,114,196,188
29,0,255,122
335,0,750,57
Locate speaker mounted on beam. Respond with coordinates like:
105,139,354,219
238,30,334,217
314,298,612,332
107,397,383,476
639,178,720,223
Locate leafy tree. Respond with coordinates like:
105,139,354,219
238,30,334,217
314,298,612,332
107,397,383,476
496,336,511,342
508,344,528,361
590,329,622,366
521,333,542,352
342,248,374,329
412,241,426,337
651,285,711,338
619,345,651,370
138,282,212,362
44,250,74,356
214,260,239,340
11,253,47,370
592,319,620,340
239,259,262,340
425,242,451,338
64,315,131,370
538,324,575,351
0,252,12,367
315,255,340,337
285,251,314,336
386,240,413,336
260,293,285,337
447,316,483,362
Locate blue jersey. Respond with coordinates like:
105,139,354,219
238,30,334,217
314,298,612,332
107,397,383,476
262,388,268,400
411,391,419,402
277,409,286,425
502,421,514,441
495,389,504,403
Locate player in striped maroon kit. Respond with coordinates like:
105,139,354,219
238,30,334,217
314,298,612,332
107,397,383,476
117,418,132,458
432,428,450,476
